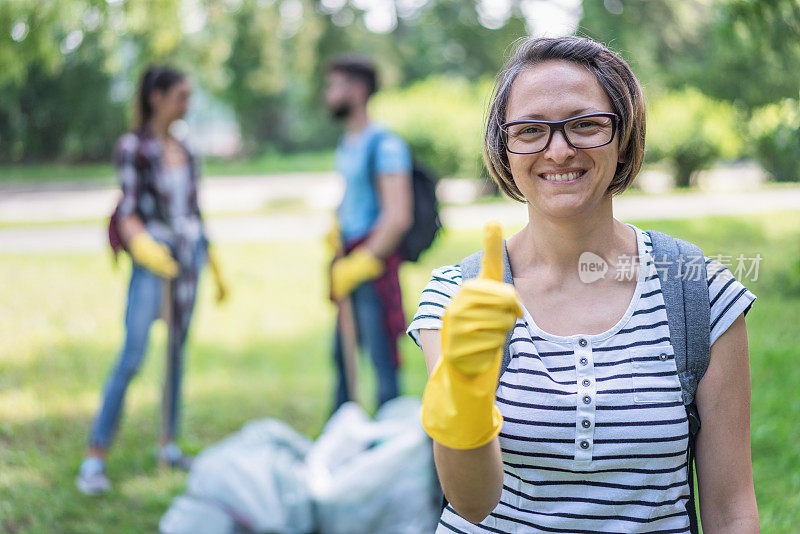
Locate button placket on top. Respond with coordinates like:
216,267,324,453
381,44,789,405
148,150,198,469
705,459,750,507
574,337,596,466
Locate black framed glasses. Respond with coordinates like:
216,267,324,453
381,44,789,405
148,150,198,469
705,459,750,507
500,112,619,154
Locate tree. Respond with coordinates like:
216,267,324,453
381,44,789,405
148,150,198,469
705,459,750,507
579,0,800,110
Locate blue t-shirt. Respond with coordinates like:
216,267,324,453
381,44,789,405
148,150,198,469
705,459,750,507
335,123,412,243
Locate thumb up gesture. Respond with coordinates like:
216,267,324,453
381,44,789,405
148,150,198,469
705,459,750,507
421,222,522,450
441,222,522,375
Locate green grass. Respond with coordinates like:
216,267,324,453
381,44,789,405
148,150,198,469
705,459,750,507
203,150,335,177
0,150,334,187
1,212,799,533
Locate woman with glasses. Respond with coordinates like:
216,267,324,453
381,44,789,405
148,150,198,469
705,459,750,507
407,37,759,533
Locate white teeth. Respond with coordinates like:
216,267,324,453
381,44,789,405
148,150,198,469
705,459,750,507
542,171,583,182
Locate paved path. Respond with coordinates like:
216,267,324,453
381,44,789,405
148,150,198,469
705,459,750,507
1,174,798,253
0,173,342,222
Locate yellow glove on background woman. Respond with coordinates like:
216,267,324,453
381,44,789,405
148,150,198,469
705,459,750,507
325,218,342,254
421,222,521,450
206,248,228,304
128,232,179,279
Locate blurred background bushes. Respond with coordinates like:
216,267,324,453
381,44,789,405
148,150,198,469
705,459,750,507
749,97,800,183
370,76,491,178
645,88,746,187
0,0,798,185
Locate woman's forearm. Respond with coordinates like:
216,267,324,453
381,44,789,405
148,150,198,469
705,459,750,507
433,437,504,524
700,508,760,534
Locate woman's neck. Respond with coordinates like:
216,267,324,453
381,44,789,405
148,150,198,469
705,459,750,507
147,116,172,141
508,196,635,276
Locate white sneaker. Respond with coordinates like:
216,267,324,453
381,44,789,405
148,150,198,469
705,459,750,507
158,442,194,471
75,457,111,495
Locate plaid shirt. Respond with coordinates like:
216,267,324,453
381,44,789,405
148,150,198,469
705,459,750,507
114,128,207,269
114,128,208,340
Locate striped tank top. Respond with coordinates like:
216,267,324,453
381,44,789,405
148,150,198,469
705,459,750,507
407,225,755,533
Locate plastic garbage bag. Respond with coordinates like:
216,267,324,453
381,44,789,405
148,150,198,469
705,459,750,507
306,396,439,534
160,418,315,534
159,495,235,534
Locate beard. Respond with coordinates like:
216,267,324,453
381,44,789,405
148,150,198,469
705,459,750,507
329,101,351,120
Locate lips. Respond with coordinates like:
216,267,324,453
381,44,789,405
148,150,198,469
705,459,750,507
540,170,586,182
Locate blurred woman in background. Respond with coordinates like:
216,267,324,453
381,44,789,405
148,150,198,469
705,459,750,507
76,66,227,495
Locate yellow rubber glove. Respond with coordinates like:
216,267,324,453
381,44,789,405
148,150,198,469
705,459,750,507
330,248,384,300
421,222,522,450
206,248,228,304
325,218,342,255
128,232,179,279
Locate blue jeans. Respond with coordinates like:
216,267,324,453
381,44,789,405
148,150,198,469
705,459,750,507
332,281,400,411
89,261,199,449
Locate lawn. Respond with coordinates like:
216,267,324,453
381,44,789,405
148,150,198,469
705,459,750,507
0,150,334,187
1,212,798,533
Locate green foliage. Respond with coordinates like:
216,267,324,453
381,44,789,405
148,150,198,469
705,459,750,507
212,0,340,154
580,0,800,111
645,88,745,187
0,150,335,186
371,76,491,178
1,0,533,163
579,0,708,89
0,2,127,162
749,98,800,182
4,0,798,175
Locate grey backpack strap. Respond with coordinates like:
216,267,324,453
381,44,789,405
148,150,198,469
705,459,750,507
647,230,710,406
459,240,515,385
676,238,711,401
647,230,709,534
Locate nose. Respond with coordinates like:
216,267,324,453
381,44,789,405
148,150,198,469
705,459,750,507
543,130,576,163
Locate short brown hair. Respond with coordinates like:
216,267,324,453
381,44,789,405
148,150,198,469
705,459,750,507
483,36,646,202
326,55,379,97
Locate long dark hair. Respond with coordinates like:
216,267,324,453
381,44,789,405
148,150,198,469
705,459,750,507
133,66,185,129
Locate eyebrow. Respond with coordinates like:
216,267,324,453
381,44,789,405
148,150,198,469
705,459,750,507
511,108,605,121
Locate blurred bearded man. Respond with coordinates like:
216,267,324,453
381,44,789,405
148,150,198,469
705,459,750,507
322,56,413,411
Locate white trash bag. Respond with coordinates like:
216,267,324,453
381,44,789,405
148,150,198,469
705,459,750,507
306,396,439,534
160,418,315,534
159,495,236,534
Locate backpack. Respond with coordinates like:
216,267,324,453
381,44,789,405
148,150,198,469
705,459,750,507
367,131,442,262
108,133,143,261
108,202,126,260
458,230,709,534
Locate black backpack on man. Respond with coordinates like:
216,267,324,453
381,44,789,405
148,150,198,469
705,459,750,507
367,131,442,262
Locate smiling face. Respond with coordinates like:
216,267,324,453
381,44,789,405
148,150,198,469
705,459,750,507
504,60,622,220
